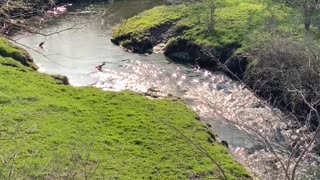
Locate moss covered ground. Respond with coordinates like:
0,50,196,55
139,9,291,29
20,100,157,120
0,38,250,179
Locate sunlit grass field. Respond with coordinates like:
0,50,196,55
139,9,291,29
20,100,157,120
0,38,250,179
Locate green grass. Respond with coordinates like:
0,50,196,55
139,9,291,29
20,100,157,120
0,38,250,179
112,0,300,53
178,0,266,49
0,37,36,68
113,5,185,39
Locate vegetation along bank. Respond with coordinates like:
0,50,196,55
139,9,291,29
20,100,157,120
112,0,320,135
0,36,251,178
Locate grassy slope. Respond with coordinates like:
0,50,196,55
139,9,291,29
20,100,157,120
0,37,36,68
113,5,185,38
0,38,250,179
113,0,297,53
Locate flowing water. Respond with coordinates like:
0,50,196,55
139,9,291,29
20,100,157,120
12,0,320,179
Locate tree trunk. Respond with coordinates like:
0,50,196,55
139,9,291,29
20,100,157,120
304,17,311,31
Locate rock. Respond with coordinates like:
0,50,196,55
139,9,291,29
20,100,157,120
153,43,166,53
147,87,160,93
221,140,229,148
51,75,70,85
246,143,265,155
251,101,265,108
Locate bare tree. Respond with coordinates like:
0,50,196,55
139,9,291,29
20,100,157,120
300,0,319,31
206,0,215,33
281,0,320,31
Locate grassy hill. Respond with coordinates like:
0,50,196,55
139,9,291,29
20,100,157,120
0,37,250,179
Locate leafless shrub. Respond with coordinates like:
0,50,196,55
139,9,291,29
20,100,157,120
245,37,320,128
196,33,320,179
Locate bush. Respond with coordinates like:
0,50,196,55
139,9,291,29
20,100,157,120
244,35,320,127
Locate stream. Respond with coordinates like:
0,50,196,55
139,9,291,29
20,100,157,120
12,0,320,179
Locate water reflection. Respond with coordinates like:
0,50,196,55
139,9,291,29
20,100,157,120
13,0,320,179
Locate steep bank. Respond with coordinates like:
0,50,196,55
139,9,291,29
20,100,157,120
111,0,320,129
0,38,251,179
111,0,282,77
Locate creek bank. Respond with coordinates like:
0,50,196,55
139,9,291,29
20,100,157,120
0,37,71,83
0,33,252,178
112,23,248,78
0,0,63,20
164,37,249,78
111,5,185,53
0,0,62,34
111,0,320,155
111,1,268,78
0,37,36,69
